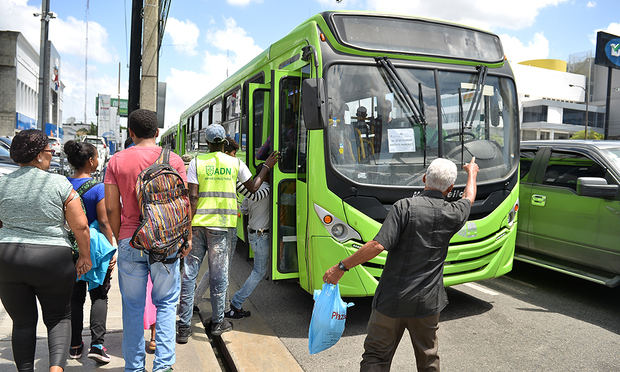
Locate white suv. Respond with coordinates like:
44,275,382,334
82,136,109,169
48,137,62,156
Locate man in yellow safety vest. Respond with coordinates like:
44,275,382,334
177,124,278,341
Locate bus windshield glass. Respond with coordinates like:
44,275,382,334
325,64,519,187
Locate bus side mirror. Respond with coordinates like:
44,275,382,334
302,78,327,130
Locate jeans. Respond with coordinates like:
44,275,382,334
179,227,230,325
71,269,112,347
231,231,269,309
194,228,237,310
117,238,180,372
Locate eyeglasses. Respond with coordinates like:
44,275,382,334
43,149,56,156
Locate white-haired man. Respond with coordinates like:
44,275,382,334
324,157,479,372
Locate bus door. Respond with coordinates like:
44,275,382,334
271,69,303,280
246,82,271,245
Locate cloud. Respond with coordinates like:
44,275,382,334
0,0,114,63
500,32,549,63
164,18,200,55
586,1,596,8
163,18,264,128
363,0,569,31
50,16,114,64
590,22,620,45
226,0,263,5
61,61,127,123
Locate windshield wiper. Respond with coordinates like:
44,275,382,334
457,65,488,166
375,57,429,166
465,65,488,129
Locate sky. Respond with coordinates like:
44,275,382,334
1,0,619,130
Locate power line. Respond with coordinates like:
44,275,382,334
124,0,129,68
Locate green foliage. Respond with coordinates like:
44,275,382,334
570,130,603,140
88,123,98,135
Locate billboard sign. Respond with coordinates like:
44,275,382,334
96,97,128,117
595,31,620,69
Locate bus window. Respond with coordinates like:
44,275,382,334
253,89,272,163
212,100,222,125
277,180,299,273
225,88,241,120
279,77,301,173
223,119,240,145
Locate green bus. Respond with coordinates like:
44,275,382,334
166,11,520,296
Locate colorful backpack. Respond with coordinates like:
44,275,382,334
131,148,191,265
68,178,99,260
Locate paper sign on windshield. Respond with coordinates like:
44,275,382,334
388,128,415,153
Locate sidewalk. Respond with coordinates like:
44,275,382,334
0,246,306,371
0,273,220,371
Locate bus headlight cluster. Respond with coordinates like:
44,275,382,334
314,204,362,243
507,199,519,227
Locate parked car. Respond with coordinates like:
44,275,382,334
517,140,620,287
0,137,63,176
48,137,62,155
0,142,18,177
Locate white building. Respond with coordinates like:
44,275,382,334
0,31,64,138
512,60,605,140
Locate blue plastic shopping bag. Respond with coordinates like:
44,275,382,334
308,283,354,354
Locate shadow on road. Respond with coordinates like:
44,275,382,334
483,261,620,335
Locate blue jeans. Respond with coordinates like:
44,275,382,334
194,228,237,310
231,231,269,309
179,227,230,325
117,238,180,372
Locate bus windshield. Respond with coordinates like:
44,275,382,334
325,64,519,187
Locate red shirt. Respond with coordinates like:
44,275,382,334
104,146,187,240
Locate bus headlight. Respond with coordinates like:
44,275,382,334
507,199,519,227
331,224,346,238
314,203,362,243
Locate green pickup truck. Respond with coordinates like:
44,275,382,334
517,140,620,287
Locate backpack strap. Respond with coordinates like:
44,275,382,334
76,178,99,197
154,148,171,166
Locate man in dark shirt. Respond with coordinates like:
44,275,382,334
324,157,479,372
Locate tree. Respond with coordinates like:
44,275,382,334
88,123,98,135
570,130,603,140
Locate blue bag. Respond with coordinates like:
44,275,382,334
308,283,354,354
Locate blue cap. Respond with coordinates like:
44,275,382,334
205,124,226,143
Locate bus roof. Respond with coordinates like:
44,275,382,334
179,11,505,122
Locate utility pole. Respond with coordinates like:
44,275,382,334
128,0,143,116
140,0,159,111
35,0,54,131
84,0,89,126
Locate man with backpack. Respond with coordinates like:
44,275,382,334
177,124,278,342
105,109,190,372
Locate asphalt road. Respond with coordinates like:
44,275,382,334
229,248,620,372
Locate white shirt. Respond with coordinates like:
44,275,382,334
241,182,271,231
187,154,252,185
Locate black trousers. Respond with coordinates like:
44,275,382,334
361,309,440,372
70,268,112,347
0,242,75,372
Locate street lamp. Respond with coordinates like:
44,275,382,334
570,83,589,140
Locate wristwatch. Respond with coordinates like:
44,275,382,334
338,260,349,272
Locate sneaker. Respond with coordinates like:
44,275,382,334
88,345,111,364
69,342,83,359
224,304,251,319
211,319,233,336
176,323,192,344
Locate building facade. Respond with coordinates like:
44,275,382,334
0,31,64,138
